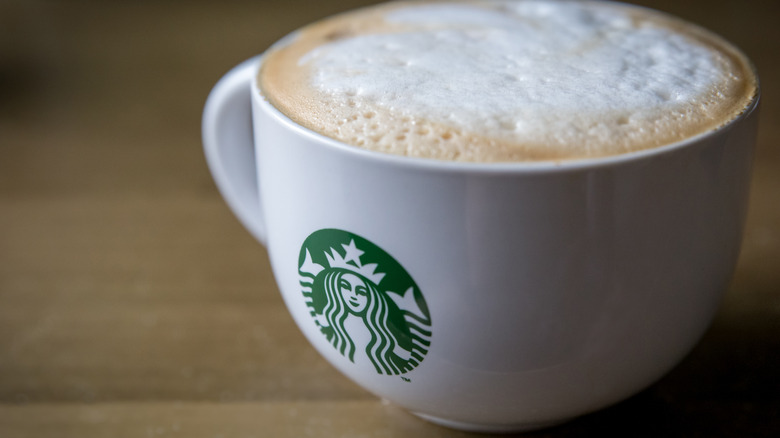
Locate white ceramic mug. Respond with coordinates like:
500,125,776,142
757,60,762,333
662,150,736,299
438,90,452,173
202,55,760,432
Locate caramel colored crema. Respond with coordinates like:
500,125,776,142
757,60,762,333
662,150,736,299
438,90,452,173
259,0,757,162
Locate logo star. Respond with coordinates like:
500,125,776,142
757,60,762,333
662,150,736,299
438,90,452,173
341,239,364,266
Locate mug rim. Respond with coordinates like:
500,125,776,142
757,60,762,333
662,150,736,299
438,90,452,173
251,56,761,175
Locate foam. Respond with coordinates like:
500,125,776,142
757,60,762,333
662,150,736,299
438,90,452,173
259,0,757,162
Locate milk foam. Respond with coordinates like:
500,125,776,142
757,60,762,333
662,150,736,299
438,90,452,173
260,0,756,162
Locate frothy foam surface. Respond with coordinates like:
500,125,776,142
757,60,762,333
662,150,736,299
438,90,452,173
260,0,757,162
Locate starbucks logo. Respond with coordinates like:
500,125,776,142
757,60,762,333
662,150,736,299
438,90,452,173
298,229,431,375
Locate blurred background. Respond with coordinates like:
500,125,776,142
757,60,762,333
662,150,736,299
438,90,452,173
1,0,778,436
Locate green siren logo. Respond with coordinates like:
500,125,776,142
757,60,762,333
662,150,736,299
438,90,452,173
298,229,431,375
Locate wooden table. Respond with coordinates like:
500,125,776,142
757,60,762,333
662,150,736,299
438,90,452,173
1,1,777,436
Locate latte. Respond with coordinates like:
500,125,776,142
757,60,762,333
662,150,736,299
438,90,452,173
259,0,757,162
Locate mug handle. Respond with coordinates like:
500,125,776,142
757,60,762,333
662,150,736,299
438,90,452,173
202,56,267,245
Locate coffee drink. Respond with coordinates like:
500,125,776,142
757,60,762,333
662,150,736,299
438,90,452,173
259,0,757,162
205,0,760,430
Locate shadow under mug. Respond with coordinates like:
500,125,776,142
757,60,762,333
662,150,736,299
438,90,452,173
202,55,760,432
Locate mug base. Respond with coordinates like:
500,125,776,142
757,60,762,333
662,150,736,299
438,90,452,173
412,411,568,434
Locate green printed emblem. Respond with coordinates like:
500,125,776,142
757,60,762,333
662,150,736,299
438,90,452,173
298,229,431,375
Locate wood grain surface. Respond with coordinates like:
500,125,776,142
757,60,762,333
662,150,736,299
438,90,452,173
1,0,778,436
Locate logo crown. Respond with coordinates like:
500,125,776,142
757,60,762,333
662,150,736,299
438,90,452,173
325,239,386,285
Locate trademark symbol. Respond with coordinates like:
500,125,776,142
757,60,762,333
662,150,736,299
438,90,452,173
299,230,432,376
400,376,411,382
